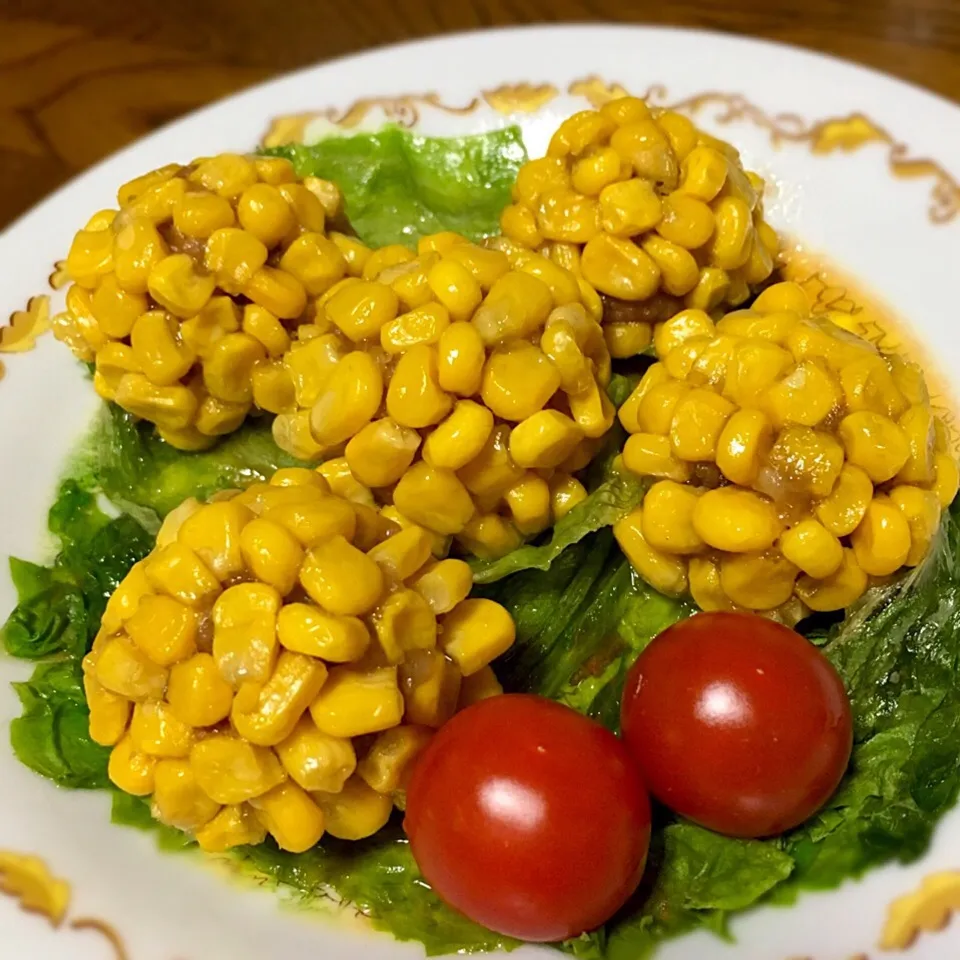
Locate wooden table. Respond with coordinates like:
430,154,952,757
2,0,958,229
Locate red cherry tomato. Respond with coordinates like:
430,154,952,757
621,611,852,838
404,694,651,942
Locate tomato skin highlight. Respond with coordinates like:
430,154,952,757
404,694,651,942
621,611,853,838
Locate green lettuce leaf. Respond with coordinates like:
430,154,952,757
264,126,526,248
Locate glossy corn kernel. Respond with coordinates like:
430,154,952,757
933,452,960,508
370,588,438,663
614,507,688,596
766,426,845,498
838,411,911,483
765,360,841,428
95,636,168,701
796,549,868,612
276,716,357,794
437,321,486,396
780,519,844,579
108,735,157,796
101,561,152,634
129,700,194,759
440,598,516,676
195,803,267,853
166,653,234,728
408,559,473,616
715,409,773,486
114,374,198,432
457,514,523,560
83,672,132,747
669,388,735,461
503,474,553,536
203,332,266,404
152,759,222,831
316,458,375,507
309,666,404,738
145,542,220,607
310,350,383,447
250,781,325,853
299,535,384,617
850,496,912,576
481,342,561,422
386,344,453,429
720,549,798,611
126,594,197,666
313,775,392,840
421,401,494,472
509,410,584,470
889,485,941,566
324,280,399,343
394,462,476,535
814,463,874,537
692,487,781,552
276,603,370,663
550,473,588,520
368,526,434,583
641,481,704,554
358,726,433,794
472,271,553,345
212,582,281,687
623,432,690,483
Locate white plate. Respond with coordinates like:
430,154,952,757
2,24,960,960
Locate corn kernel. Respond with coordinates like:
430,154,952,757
640,481,704,554
679,145,727,202
654,309,715,358
316,458,375,506
240,304,289,358
231,651,328,746
166,653,234,727
273,716,356,794
456,423,523,500
765,360,841,427
458,666,503,709
189,153,256,198
312,775,392,841
796,548,868,612
251,361,296,414
641,235,699,297
177,500,251,581
309,350,383,447
502,474,552,536
277,603,369,663
341,418,419,489
536,189,602,244
889,485,941,566
126,170,185,225
669,388,735,461
397,649,461,728
440,598,515,676
687,556,736,613
457,514,523,560
549,473,588,520
235,182,295,247
250,781,325,853
212,582,281,687
237,518,303,596
622,433,690,482
684,268,731,312
393,462,476,535
471,271,553,345
716,409,773,486
94,343,142,401
386,344,453,428
838,411,911,483
437,321,486,397
152,758,221,831
299,535,384,617
125,594,197,667
609,121,677,188
509,411,584,470
203,332,266,404
358,726,432,794
932,452,960,508
309,666,404,738
244,266,307,320
129,701,193,759
407,560,472,616
614,507,688,596
108,735,156,796
851,496,912,576
370,589,438,662
173,191,235,239
113,217,167,294
814,463,874,536
91,275,147,339
780,519,844,579
581,234,661,301
145,541,220,607
66,227,115,289
367,527,434,585
204,227,268,296
195,803,267,852
692,487,781,552
421,401,493,472
83,671,131,747
128,311,194,387
896,404,936,484
481,343,561,422
765,425,845,498
329,232,372,277
720,549,798,611
723,340,794,408
541,318,592,395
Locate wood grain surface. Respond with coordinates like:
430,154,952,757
2,0,959,228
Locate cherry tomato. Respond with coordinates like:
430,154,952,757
404,694,651,941
621,611,852,838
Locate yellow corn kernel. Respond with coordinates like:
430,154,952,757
108,734,156,796
440,598,515,676
748,280,807,317
481,343,561,422
549,473,587,520
203,332,266,404
90,274,147,340
692,487,781,552
687,556,736,613
155,497,202,548
684,267,730,312
145,542,221,607
325,278,402,345
796,548,868,612
685,334,741,389
513,155,570,207
656,192,715,249
113,374,198,431
83,207,118,231
663,335,710,382
780,519,844,579
94,343,142,402
180,295,241,357
173,190,235,239
367,527,433,585
152,758,221,830
471,271,553,346
417,232,469,258
609,120,678,187
370,588,438,662
379,304,448,354
739,233,775,285
679,145,727,202
277,235,346,300
277,604,369,664
548,109,616,158
669,388,735,461
310,350,383,447
766,425,845,498
581,234,661,301
889,485,941,566
640,235,699,297
188,153,256,198
536,189,602,244
393,462,476,535
299,535,384,616
234,182,294,247
541,318,593,395
457,514,523,560
326,232,370,277
315,458,375,507
896,405,936,484
502,474,552,536
618,363,668,433
125,594,197,667
312,775,392,841
358,726,432,794
614,508,688,596
127,172,185,223
656,110,698,161
622,433,690,482
251,361,296,414
273,716,356,794
361,244,415,282
341,419,418,490
83,672,131,747
309,666,404,738
145,254,213,320
212,582,281,687
395,649,459,728
166,653,234,728
113,217,168,294
420,401,493,473
408,559,474,616
351,505,405,552
283,334,346,408
238,518,304,596
437,321,486,397
231,651,328,746
194,396,249,438
203,227,267,295
66,227,115,289
129,701,193,759
195,803,267,853
251,156,295,185
386,344,453,428
720,549,798,611
932,452,960,508
177,500,251,581
274,182,325,233
604,321,653,359
838,354,907,420
458,666,503,709
934,417,951,455
101,561,151,635
765,360,842,428
851,496,912,577
598,95,653,126
128,311,194,387
421,259,481,321
515,252,581,307
250,781,325,853
813,463,873,537
244,266,307,320
654,308,716,358
445,244,510,290
509,411,584,470
716,409,773,486
571,146,622,196
838,411,911,483
715,308,795,343
887,355,929,406
241,304,289,358
705,196,753,270
723,340,794,409
456,423,523,499
640,481,704,554
787,320,875,371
